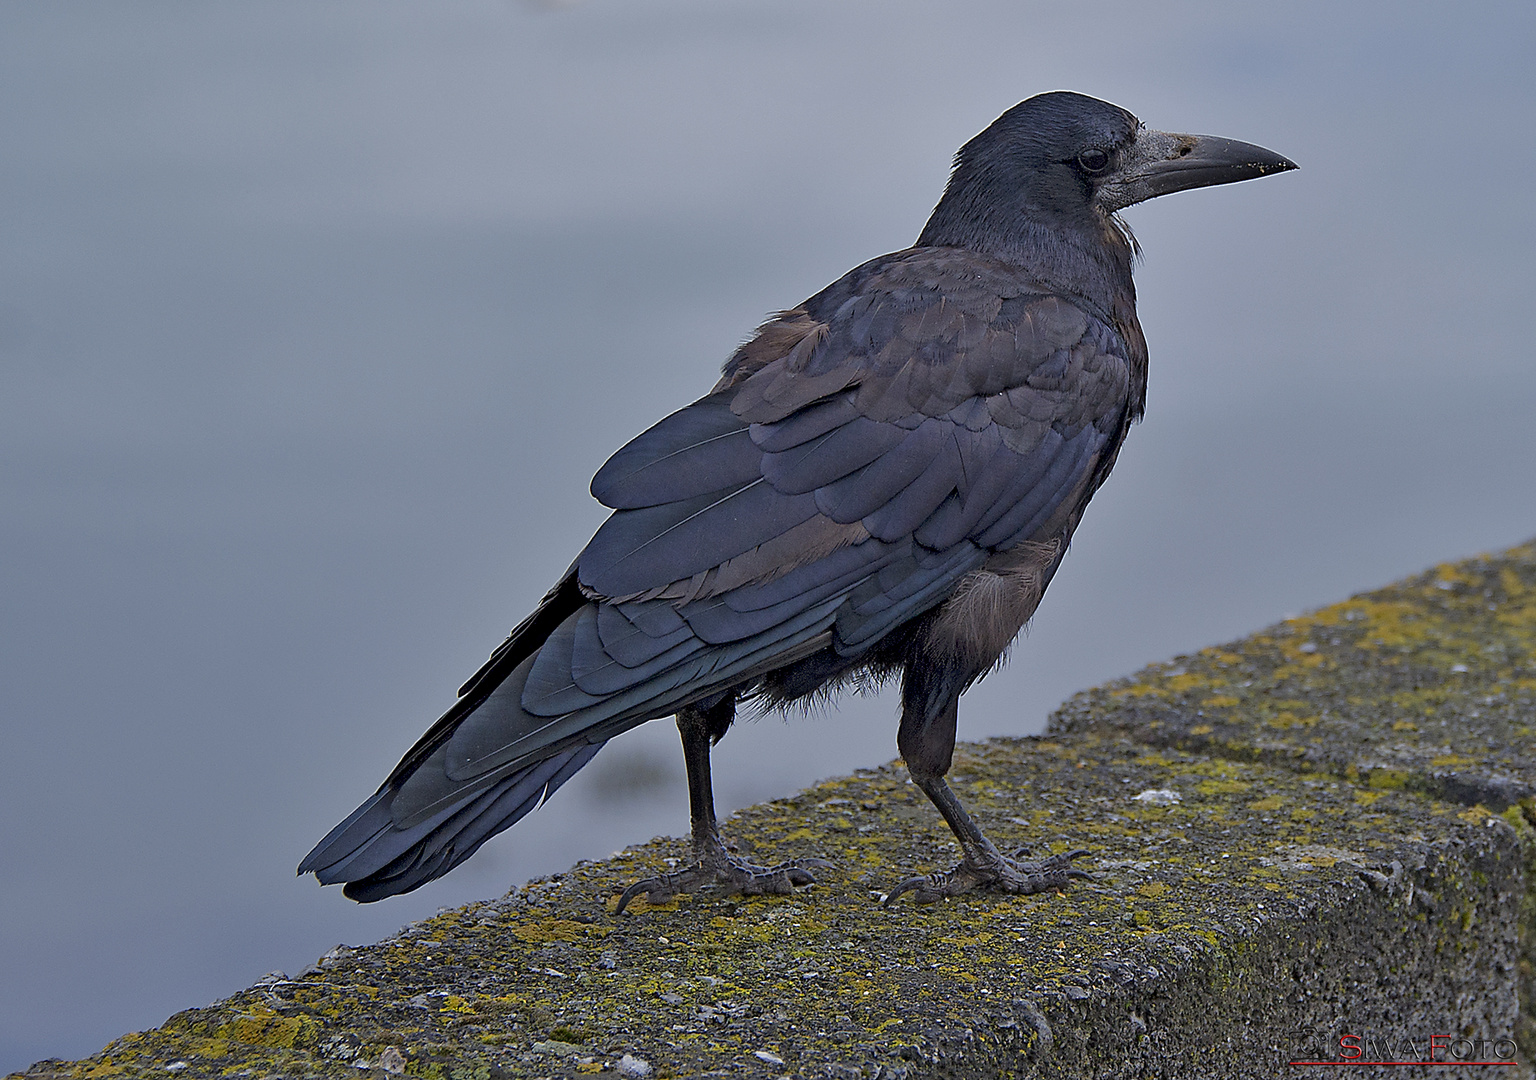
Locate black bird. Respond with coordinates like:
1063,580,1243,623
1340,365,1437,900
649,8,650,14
300,92,1294,908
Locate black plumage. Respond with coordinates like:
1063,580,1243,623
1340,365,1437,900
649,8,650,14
300,91,1294,906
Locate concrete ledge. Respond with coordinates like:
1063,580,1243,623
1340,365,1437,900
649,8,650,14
15,542,1536,1080
1050,536,1536,1067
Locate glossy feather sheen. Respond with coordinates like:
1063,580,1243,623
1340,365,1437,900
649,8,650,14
301,246,1134,899
494,253,1125,766
295,89,1234,902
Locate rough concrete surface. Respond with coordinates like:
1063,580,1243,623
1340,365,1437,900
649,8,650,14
14,542,1536,1080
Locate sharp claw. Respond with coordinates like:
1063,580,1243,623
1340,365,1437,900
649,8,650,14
882,873,949,907
614,876,673,916
1056,850,1094,882
880,877,922,908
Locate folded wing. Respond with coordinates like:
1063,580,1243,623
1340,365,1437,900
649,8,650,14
299,247,1134,899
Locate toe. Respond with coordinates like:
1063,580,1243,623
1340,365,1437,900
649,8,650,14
881,871,957,906
615,851,833,912
880,876,925,907
614,877,670,915
1009,849,1093,892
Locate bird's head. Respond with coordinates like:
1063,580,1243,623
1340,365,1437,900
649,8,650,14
918,91,1296,275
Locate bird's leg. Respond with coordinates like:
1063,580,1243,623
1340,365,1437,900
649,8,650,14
614,699,831,914
884,696,1089,905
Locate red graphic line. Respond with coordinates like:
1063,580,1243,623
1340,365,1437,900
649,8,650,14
1288,1062,1515,1067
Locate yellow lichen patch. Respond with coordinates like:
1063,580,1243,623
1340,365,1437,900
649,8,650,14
218,1006,307,1050
1338,600,1434,650
1366,770,1410,790
1392,720,1418,732
1203,695,1241,709
1137,882,1168,898
1190,724,1214,736
510,918,610,944
1434,562,1482,588
1165,672,1214,693
1430,754,1475,768
1197,778,1250,796
1265,712,1319,731
1248,795,1286,812
1502,802,1535,827
1112,683,1167,700
609,894,680,914
1280,646,1328,669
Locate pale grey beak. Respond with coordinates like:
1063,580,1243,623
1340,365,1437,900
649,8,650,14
1099,129,1297,211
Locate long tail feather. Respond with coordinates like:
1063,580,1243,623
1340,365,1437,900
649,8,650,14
298,741,603,902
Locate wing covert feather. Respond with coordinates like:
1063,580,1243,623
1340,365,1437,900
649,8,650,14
590,395,758,510
550,247,1131,737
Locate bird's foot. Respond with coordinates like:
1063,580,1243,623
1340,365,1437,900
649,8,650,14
614,850,833,914
882,847,1091,906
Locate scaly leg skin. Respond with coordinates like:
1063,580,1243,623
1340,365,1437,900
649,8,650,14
883,774,1089,905
884,687,1090,906
615,701,832,915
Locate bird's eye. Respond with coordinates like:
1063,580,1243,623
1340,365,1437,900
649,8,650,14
1077,148,1111,174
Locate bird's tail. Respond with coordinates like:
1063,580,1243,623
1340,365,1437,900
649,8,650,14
300,507,855,901
297,737,602,902
298,572,604,902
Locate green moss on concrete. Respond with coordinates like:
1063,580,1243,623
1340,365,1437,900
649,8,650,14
1051,540,1536,811
14,543,1536,1080
1052,538,1536,1074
